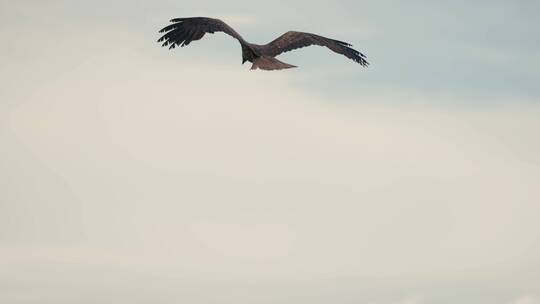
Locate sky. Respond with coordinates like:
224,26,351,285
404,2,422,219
1,1,539,303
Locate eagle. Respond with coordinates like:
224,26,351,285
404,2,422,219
158,17,369,70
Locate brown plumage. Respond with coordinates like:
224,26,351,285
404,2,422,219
158,17,369,71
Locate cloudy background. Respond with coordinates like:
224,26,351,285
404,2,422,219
1,1,539,303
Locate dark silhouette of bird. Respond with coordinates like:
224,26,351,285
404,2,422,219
157,17,369,70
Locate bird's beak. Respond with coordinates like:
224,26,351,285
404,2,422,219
242,58,247,64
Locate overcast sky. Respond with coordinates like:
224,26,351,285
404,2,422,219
1,1,539,303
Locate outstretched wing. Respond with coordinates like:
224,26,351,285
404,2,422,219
265,31,368,67
158,17,245,49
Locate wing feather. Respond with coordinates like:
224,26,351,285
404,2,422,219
157,17,245,49
265,31,369,67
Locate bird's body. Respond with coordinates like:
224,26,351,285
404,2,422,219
158,17,368,70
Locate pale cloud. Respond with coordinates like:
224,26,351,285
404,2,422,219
214,14,260,26
3,25,540,280
510,295,538,304
397,297,423,304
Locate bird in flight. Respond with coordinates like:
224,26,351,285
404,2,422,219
158,17,369,71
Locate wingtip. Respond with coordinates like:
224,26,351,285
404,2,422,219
334,39,353,47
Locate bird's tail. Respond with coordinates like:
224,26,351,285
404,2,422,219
250,56,297,71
